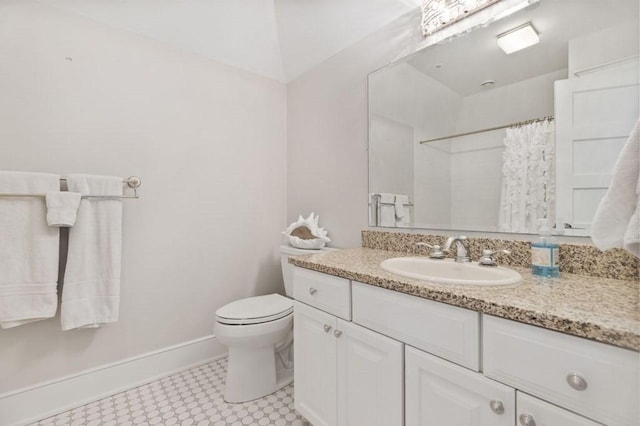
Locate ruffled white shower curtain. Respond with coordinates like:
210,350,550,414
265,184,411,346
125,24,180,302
498,120,555,233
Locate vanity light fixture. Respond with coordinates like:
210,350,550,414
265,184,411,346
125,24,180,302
421,0,501,36
497,22,539,54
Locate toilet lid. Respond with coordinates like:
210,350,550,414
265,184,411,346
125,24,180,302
216,294,294,325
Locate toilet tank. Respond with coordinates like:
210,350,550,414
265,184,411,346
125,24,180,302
280,245,335,297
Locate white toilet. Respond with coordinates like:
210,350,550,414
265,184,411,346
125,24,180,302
214,244,331,403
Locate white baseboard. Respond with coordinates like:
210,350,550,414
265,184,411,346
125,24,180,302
0,335,226,426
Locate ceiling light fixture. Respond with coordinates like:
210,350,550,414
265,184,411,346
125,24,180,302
421,0,501,36
497,22,539,54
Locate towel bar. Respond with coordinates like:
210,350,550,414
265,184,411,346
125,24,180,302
0,194,139,199
59,175,142,189
0,175,141,199
377,201,414,206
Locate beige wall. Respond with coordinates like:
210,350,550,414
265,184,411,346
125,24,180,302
287,10,425,249
0,1,287,393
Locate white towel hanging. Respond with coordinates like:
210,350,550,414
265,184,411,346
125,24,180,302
61,174,124,330
592,119,640,257
0,171,60,328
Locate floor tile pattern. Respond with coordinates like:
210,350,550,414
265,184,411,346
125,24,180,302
31,357,308,426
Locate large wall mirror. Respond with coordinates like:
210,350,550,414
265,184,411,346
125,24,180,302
368,0,639,236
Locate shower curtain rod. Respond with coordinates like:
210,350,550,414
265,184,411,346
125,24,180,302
419,115,554,144
0,175,141,199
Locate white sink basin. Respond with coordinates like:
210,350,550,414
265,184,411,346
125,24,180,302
380,257,522,286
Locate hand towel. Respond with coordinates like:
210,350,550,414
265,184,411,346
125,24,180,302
624,207,639,256
394,194,411,227
379,193,396,227
0,171,60,328
46,191,82,227
591,119,640,257
61,174,123,330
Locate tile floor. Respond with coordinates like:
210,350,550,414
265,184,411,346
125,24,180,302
30,357,309,426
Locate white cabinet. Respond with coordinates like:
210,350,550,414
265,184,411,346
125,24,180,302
294,301,337,426
337,319,403,426
405,346,515,426
484,315,640,426
293,266,638,426
292,267,351,320
516,392,601,426
294,301,403,426
352,281,480,371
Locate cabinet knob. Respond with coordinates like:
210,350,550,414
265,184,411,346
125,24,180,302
566,373,588,391
323,324,332,333
519,414,536,426
334,330,343,338
489,400,505,415
309,288,318,295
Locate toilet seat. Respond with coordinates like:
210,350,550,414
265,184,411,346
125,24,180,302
216,294,293,325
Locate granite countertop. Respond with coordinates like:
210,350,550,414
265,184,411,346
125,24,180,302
289,247,640,352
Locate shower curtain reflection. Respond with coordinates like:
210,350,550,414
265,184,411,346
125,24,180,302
498,119,555,233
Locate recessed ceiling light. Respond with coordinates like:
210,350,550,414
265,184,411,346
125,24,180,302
497,22,539,54
481,79,495,86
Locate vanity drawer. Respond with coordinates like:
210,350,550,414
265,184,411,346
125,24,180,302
517,392,601,426
352,281,479,370
292,267,351,320
483,315,639,426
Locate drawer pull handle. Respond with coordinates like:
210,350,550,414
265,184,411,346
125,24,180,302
309,288,318,295
519,414,536,426
323,324,332,333
334,330,343,338
489,400,504,415
566,373,588,391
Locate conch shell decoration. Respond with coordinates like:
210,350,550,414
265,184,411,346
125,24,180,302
283,212,331,249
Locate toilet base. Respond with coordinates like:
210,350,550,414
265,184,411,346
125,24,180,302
215,314,294,403
224,344,294,403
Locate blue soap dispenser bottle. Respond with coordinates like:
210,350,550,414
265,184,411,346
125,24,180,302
531,218,559,278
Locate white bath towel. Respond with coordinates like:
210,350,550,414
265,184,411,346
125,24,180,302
394,194,411,227
46,191,82,227
379,193,396,227
61,175,123,330
591,119,640,257
0,171,60,328
394,194,408,219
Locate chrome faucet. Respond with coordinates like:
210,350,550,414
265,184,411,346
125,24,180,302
443,235,471,262
415,242,445,259
478,249,511,267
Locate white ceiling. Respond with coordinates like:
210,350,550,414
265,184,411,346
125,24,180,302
406,0,639,96
38,0,421,82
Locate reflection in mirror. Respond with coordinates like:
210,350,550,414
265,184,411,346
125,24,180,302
368,0,639,237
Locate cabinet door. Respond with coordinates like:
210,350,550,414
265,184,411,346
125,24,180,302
336,319,403,426
405,346,515,426
517,392,601,426
294,301,337,426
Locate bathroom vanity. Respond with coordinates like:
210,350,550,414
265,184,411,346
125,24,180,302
290,248,639,426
